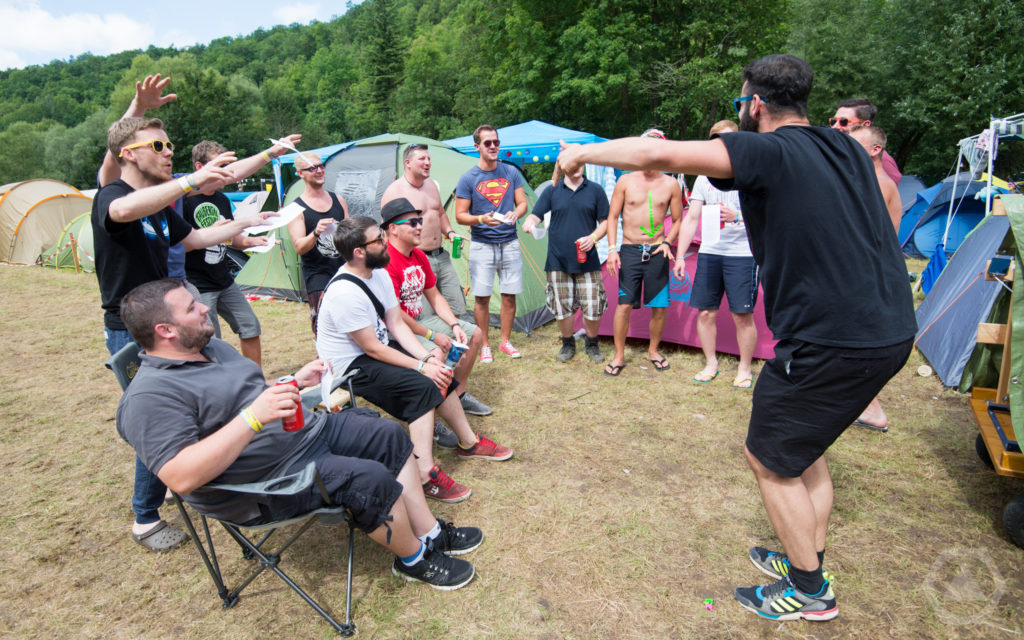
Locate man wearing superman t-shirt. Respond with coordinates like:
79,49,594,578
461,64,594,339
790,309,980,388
454,125,528,363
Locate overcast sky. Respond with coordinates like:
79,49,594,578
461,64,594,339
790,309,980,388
0,1,351,71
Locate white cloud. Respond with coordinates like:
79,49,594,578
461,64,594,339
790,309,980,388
0,2,156,68
273,3,329,26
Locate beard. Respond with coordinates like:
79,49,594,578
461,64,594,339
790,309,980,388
739,109,758,132
365,248,391,269
178,320,215,351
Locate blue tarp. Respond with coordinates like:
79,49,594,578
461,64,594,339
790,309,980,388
915,214,1011,386
443,120,608,166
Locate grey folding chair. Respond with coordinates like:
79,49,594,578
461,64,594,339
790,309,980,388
105,342,361,636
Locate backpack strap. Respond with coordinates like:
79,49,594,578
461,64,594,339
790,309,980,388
327,272,386,320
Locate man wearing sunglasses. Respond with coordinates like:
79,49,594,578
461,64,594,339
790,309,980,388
383,146,492,420
454,125,529,362
92,115,279,553
830,98,901,185
555,54,916,621
316,217,514,504
287,153,349,336
381,198,492,442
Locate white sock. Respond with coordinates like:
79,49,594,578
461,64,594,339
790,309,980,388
418,520,442,546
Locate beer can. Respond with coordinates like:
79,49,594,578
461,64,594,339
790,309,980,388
576,240,587,263
275,375,304,432
452,235,463,259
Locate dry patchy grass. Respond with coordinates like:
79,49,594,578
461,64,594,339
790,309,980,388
2,265,1023,639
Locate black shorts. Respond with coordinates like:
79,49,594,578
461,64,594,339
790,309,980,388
346,345,458,423
255,408,414,533
747,338,912,477
690,254,758,314
617,244,670,308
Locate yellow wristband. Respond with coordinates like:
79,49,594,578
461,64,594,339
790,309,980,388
477,215,484,225
590,233,598,243
177,176,192,194
260,151,272,162
425,328,434,341
241,406,263,433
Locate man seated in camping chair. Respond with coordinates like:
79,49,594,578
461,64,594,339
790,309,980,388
115,278,482,590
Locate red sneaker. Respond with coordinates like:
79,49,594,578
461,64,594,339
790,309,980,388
457,433,513,461
422,465,471,503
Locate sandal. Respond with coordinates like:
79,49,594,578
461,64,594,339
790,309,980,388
693,370,718,383
650,357,670,371
732,376,753,389
604,363,625,377
133,520,189,552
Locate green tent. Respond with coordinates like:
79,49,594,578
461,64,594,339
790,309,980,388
37,211,95,272
266,133,554,333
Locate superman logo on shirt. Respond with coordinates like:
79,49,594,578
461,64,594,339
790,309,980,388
476,178,511,207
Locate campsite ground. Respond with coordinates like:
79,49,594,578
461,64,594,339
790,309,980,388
2,264,1023,639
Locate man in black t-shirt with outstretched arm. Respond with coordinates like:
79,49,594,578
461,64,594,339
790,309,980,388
93,115,277,553
555,54,916,622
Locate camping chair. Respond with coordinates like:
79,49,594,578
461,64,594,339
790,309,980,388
105,342,361,636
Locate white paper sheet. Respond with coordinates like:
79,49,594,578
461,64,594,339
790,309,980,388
320,365,333,411
231,191,270,220
243,232,276,253
242,202,304,234
700,204,721,246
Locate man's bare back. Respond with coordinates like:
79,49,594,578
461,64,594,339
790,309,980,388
382,177,446,251
874,166,901,233
610,170,682,246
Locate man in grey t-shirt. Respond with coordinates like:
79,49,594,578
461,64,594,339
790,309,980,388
115,278,486,590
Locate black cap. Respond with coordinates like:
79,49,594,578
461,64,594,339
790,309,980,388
380,197,422,227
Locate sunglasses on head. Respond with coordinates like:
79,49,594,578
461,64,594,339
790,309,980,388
480,139,500,148
119,139,174,158
300,163,325,172
393,217,424,227
828,117,863,128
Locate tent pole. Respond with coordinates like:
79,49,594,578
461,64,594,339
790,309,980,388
986,116,995,218
69,231,80,273
942,150,964,248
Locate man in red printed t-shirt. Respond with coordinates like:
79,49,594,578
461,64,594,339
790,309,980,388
382,198,493,444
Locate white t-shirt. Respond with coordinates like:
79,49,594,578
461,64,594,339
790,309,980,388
690,175,752,257
316,266,399,374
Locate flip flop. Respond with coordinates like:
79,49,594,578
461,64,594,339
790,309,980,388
693,370,718,383
132,520,189,552
650,357,670,371
604,363,625,377
852,419,888,433
732,376,753,389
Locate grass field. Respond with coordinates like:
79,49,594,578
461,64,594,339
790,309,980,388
2,265,1023,639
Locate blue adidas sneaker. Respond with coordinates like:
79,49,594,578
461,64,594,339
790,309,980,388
734,574,838,621
749,546,835,583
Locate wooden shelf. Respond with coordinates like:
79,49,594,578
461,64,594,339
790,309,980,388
971,387,1024,479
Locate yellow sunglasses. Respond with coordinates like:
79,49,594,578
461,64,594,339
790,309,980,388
119,139,174,158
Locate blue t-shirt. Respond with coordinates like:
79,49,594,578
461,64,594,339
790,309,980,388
455,162,525,244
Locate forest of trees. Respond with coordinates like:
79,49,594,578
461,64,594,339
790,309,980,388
0,0,1021,189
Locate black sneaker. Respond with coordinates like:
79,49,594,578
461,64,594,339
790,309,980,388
433,419,458,449
556,338,576,362
584,337,604,363
392,547,475,590
430,518,483,556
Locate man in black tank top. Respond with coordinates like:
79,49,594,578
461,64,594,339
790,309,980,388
286,153,349,334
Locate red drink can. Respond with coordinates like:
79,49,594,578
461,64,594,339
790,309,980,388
275,375,304,431
575,240,587,263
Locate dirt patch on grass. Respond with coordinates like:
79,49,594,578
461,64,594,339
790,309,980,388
1,265,1022,638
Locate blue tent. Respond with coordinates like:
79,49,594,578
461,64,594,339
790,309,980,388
443,120,608,166
899,172,989,258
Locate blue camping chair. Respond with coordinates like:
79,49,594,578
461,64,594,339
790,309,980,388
105,341,361,636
